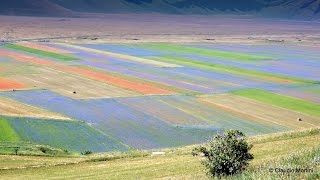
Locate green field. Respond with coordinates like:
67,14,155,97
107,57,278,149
303,86,320,94
232,89,320,117
2,116,129,152
150,56,316,84
0,117,20,142
4,43,78,61
0,128,319,179
142,43,271,61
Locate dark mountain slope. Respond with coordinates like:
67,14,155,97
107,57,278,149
171,0,265,11
261,0,320,19
0,0,73,16
0,0,319,19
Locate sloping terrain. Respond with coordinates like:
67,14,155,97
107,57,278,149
0,0,319,19
0,128,319,179
0,0,73,16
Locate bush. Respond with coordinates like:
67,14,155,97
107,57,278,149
192,130,253,178
81,150,93,155
39,146,48,154
13,147,20,155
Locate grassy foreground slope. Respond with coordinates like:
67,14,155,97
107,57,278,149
0,128,319,179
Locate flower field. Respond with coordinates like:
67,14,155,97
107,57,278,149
0,42,319,152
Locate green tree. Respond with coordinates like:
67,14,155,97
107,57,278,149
192,130,253,178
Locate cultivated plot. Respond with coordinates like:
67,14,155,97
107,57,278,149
199,94,320,129
13,67,138,99
0,116,128,152
0,97,71,120
0,42,319,152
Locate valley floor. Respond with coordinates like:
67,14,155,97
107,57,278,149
0,15,320,179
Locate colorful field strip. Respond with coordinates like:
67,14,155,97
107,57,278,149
57,43,182,68
0,50,173,95
0,117,20,142
2,116,129,152
62,66,174,95
266,85,320,104
0,78,28,90
78,60,210,94
80,43,164,56
17,42,72,54
4,44,78,61
117,96,209,125
149,56,317,84
0,63,37,77
199,94,320,129
140,43,271,61
0,97,71,120
232,89,320,117
13,67,138,99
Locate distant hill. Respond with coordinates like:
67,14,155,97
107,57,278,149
0,0,73,16
0,0,319,19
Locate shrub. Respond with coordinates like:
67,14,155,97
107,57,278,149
39,147,48,154
13,147,20,155
192,129,253,178
81,150,93,155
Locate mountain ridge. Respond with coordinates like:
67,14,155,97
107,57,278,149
0,0,319,19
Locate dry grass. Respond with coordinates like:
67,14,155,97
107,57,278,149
0,128,319,179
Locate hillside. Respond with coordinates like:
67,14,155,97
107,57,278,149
0,0,74,16
0,0,320,19
1,128,319,179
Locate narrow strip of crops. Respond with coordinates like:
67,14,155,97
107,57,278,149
56,43,181,67
0,78,27,90
141,43,271,61
150,56,317,84
232,89,320,117
0,117,20,142
4,44,78,61
18,42,72,54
